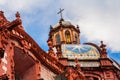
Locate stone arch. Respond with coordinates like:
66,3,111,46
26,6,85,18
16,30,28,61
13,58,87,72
55,33,61,44
9,28,64,79
13,46,38,80
9,31,41,80
85,73,102,80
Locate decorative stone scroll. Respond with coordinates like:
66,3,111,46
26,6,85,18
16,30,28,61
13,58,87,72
21,39,31,52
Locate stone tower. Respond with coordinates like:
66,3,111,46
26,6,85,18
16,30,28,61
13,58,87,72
48,18,80,45
48,17,81,58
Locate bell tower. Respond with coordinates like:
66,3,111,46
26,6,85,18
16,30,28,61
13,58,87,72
48,9,80,50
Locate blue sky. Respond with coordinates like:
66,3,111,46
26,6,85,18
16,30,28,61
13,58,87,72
0,0,120,64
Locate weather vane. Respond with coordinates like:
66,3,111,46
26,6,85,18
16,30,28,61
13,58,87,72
57,8,64,19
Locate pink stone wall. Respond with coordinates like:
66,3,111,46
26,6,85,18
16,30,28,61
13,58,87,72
41,64,56,80
22,65,37,80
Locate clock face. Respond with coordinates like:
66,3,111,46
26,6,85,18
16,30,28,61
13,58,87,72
61,44,100,60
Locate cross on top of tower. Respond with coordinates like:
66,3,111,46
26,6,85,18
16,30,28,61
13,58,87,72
57,8,64,20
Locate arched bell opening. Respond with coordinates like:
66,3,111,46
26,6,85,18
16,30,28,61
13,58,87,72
65,30,71,44
85,73,101,80
86,76,99,80
55,33,61,44
13,47,37,80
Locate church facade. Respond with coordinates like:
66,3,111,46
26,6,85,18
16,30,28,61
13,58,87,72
0,11,120,80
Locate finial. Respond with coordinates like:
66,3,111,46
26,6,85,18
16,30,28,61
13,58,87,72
75,58,81,72
100,41,106,52
57,8,64,21
76,25,80,32
75,58,79,63
77,25,79,29
15,12,20,19
0,11,5,19
0,11,4,14
50,25,53,30
100,41,106,47
15,11,22,25
75,58,80,67
101,41,103,44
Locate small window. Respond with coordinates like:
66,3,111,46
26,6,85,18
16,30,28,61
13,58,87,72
55,33,61,44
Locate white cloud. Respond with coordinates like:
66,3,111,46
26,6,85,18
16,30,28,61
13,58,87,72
0,0,120,53
0,0,51,12
59,0,120,52
0,0,53,21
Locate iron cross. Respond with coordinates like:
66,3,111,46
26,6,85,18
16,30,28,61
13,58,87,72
57,8,64,19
